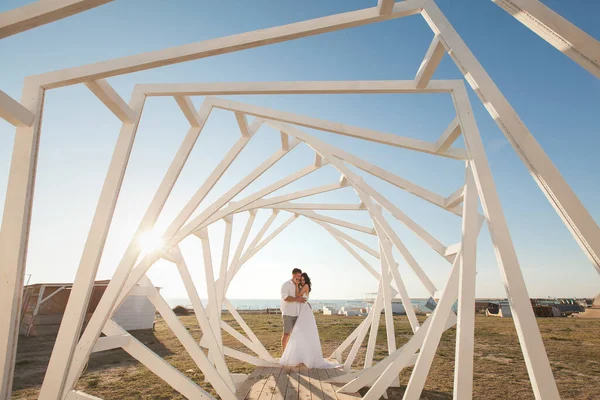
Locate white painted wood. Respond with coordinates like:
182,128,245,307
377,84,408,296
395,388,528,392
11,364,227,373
216,218,233,314
223,299,275,361
444,184,465,209
423,0,600,274
344,286,382,371
360,256,460,400
280,131,290,150
243,213,298,262
163,119,261,240
0,0,112,39
377,222,420,333
0,89,34,126
33,2,424,89
436,117,462,153
91,334,131,353
66,390,105,400
269,202,364,211
222,347,279,367
400,253,464,400
329,317,370,362
320,226,381,281
84,79,135,122
235,112,251,137
224,211,256,292
308,218,380,259
444,242,461,257
264,120,438,295
172,143,300,242
139,80,458,97
198,229,225,361
364,285,384,368
220,321,264,357
141,276,235,394
379,242,397,355
60,101,213,395
493,0,600,79
39,89,143,400
169,246,236,385
450,81,559,398
453,165,479,399
212,99,468,160
415,35,446,88
174,96,202,127
231,210,280,276
199,161,317,230
377,0,395,15
238,181,340,212
314,153,324,167
103,319,215,400
0,83,44,399
291,209,375,235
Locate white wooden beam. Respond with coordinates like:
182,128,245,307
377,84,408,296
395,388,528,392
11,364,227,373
414,35,446,88
445,184,465,209
493,0,600,79
280,131,289,150
450,81,560,398
141,276,235,394
268,202,364,211
84,79,136,123
239,181,340,212
0,0,113,39
57,101,213,396
223,299,275,362
242,213,298,262
377,0,395,15
423,1,600,274
224,211,257,292
436,117,462,153
216,217,233,314
453,165,479,399
221,347,279,367
91,334,131,353
321,227,380,281
102,319,215,400
0,89,34,127
292,209,375,235
307,217,380,259
234,112,251,137
66,390,104,400
30,0,424,89
344,286,382,371
174,96,203,127
138,80,458,97
212,98,468,160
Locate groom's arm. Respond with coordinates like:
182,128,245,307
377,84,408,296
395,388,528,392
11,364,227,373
281,283,306,303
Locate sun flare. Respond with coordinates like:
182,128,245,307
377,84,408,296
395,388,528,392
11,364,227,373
137,230,165,254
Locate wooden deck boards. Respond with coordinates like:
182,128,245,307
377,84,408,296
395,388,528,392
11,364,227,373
238,366,362,400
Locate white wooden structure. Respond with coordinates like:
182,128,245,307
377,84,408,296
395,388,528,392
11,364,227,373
1,1,599,399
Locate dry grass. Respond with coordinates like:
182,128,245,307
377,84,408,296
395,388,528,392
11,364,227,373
11,314,600,399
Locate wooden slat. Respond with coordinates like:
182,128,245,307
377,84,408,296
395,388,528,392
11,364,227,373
258,367,283,400
247,367,274,400
317,369,338,400
285,367,300,400
325,369,361,400
308,368,324,400
273,367,290,400
297,366,311,400
237,367,265,400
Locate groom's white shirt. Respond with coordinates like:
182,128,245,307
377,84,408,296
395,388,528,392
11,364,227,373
280,280,299,317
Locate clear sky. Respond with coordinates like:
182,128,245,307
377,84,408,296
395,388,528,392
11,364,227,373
1,0,599,303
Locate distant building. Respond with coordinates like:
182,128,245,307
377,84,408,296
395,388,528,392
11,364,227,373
20,280,158,336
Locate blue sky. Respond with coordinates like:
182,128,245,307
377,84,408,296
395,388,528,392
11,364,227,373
1,0,599,302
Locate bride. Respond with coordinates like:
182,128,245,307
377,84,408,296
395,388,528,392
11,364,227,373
279,272,338,368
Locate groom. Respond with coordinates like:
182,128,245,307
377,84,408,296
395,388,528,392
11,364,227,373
280,268,307,352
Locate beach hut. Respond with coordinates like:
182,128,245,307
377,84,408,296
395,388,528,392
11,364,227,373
20,280,158,336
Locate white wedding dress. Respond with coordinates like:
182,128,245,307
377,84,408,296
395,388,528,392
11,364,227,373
279,293,338,368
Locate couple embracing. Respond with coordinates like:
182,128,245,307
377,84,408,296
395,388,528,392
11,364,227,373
279,268,337,368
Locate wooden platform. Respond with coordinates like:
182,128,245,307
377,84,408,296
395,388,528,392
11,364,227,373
237,366,362,400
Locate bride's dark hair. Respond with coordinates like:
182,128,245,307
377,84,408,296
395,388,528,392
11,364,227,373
301,272,312,292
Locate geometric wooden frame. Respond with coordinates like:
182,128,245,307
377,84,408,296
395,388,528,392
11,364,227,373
1,1,598,399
